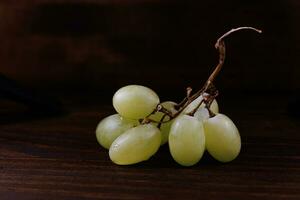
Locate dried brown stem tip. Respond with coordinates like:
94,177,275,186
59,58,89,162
215,27,262,49
208,27,262,86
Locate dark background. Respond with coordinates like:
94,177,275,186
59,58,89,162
1,0,299,99
1,1,300,200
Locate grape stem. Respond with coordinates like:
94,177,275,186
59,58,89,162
143,26,262,125
205,90,219,118
175,87,193,109
207,27,262,85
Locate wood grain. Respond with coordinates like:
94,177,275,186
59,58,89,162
0,93,299,199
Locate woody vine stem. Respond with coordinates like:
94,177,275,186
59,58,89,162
142,27,262,125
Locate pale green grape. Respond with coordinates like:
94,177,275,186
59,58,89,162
183,93,219,115
194,107,210,122
109,124,161,165
149,101,177,145
203,114,241,162
95,114,137,149
113,85,160,119
169,115,205,166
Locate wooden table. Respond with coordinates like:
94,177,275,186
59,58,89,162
0,94,299,199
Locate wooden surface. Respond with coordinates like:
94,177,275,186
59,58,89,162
0,94,300,200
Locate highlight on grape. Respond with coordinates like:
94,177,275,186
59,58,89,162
95,27,262,166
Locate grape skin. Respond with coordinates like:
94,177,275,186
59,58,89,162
194,107,210,122
113,85,160,119
95,114,137,149
203,114,241,162
149,101,177,145
109,124,161,165
169,115,206,166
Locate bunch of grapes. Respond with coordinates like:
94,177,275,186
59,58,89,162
95,27,262,166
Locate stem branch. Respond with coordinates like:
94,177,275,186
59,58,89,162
145,26,262,124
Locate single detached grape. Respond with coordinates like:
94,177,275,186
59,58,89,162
95,114,137,149
183,93,219,115
203,114,241,162
113,85,160,119
109,124,161,165
169,115,206,166
149,101,177,145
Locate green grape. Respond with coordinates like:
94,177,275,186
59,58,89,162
203,114,241,162
183,93,219,115
113,85,160,119
169,115,205,166
194,107,210,122
149,101,177,145
95,114,137,149
109,124,161,165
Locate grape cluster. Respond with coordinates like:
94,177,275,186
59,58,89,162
96,85,240,166
95,27,261,166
